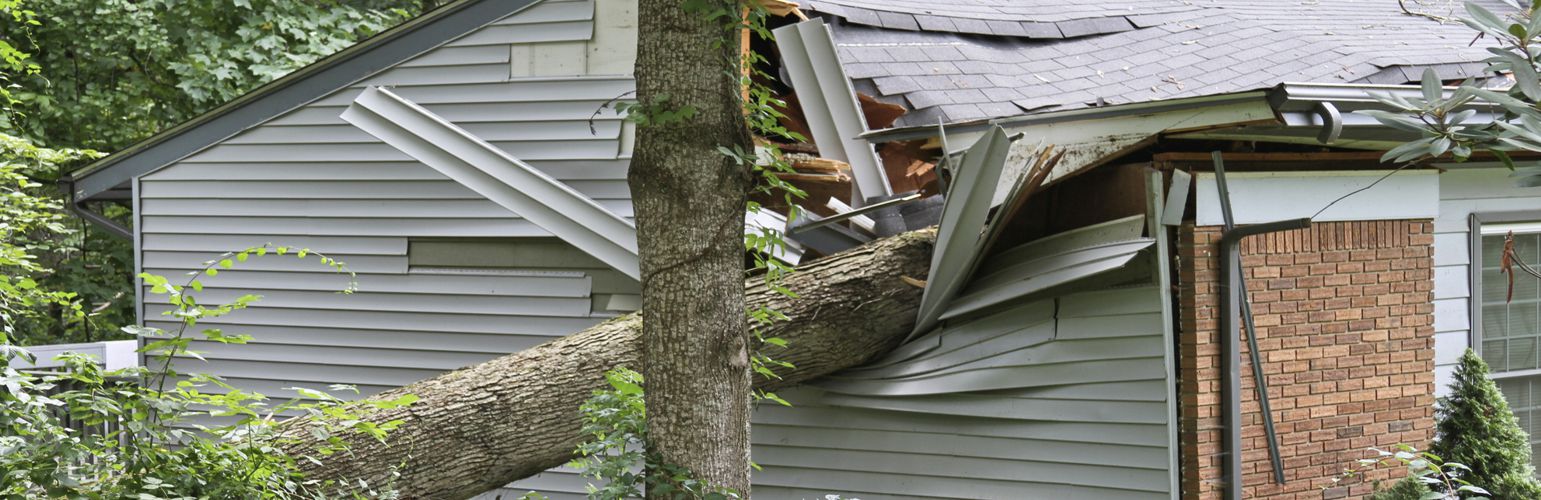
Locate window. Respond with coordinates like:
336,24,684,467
1477,221,1541,462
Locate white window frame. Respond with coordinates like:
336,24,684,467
1470,212,1541,376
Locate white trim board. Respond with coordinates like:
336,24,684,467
1194,170,1438,226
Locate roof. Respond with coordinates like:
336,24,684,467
813,0,1510,127
69,0,541,201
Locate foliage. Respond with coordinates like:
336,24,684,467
1364,0,1541,187
4,0,412,151
1430,349,1541,498
1334,444,1489,499
0,0,416,348
0,132,103,348
1,243,414,498
1368,477,1435,500
564,367,741,500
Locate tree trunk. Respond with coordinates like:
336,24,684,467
274,229,935,500
630,0,756,495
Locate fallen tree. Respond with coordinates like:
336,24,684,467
273,228,937,499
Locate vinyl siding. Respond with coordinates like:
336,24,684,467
1431,167,1541,395
484,285,1176,500
746,285,1174,500
134,1,634,494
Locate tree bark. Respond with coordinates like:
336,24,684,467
274,229,935,500
630,0,757,495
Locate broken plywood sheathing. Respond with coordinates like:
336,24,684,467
773,18,891,205
342,86,640,279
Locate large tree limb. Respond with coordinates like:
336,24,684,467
274,228,936,499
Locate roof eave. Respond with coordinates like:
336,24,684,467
861,90,1275,143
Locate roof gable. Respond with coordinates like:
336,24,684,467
71,0,542,201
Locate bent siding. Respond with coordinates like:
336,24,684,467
751,285,1174,499
134,0,636,493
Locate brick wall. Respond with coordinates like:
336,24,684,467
1178,220,1437,499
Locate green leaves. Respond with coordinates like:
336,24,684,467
6,0,411,150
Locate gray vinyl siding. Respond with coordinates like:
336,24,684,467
748,285,1174,500
487,284,1176,500
134,0,630,493
1432,168,1541,395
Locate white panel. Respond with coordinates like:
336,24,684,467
1440,167,1541,201
1435,331,1469,367
1434,232,1471,267
1434,265,1471,300
585,0,637,75
1434,297,1471,333
1435,364,1457,397
1194,170,1438,225
531,42,588,76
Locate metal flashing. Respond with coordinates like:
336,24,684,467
910,125,1012,335
342,86,639,279
940,239,1154,321
773,19,891,203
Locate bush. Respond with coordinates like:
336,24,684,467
1430,349,1541,499
2,247,414,498
1369,477,1434,500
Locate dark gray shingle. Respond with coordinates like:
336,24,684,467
822,0,1511,127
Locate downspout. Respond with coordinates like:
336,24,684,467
64,178,132,240
1212,151,1311,499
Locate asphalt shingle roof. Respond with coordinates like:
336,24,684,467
809,0,1508,127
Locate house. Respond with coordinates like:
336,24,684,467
63,0,1541,498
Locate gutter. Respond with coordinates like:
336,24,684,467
861,81,1508,147
859,90,1272,143
1212,151,1311,498
64,178,131,240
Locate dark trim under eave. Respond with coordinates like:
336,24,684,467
68,0,541,202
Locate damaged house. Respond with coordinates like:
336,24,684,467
58,0,1541,498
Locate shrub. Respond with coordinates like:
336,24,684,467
1431,349,1541,499
1369,477,1433,500
1,247,413,498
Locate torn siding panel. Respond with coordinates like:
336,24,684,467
751,284,1174,499
912,126,1012,333
341,86,639,279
